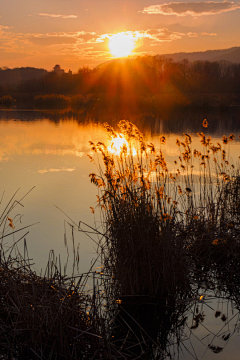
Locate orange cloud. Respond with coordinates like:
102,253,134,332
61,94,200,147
201,32,217,36
38,167,76,174
141,1,240,16
38,13,78,19
127,29,216,44
0,26,218,66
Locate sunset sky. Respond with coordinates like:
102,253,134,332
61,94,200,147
1,0,240,72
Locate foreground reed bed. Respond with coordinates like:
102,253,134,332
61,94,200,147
0,191,127,360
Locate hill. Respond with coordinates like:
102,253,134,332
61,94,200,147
160,46,240,63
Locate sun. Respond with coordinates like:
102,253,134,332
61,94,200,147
109,33,135,58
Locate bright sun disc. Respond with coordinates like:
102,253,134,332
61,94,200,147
109,33,135,58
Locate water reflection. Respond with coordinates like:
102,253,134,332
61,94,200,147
0,110,240,359
1,107,240,136
0,116,110,274
108,133,130,155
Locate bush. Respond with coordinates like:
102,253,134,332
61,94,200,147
0,95,14,108
70,94,85,109
34,94,70,109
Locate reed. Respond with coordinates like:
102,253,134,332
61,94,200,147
89,120,240,357
0,191,124,360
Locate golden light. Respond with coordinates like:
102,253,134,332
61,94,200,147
109,33,135,58
107,133,137,156
108,134,127,155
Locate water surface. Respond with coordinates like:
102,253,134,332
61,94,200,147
1,109,240,359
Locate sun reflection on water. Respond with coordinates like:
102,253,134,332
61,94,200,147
107,133,136,156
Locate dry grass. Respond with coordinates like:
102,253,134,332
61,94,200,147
0,191,126,360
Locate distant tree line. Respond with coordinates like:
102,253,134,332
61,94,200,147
1,57,240,109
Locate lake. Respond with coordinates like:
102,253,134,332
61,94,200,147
1,108,240,359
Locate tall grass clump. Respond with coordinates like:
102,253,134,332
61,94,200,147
0,191,126,360
89,120,240,356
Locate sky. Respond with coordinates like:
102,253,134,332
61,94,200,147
1,0,240,72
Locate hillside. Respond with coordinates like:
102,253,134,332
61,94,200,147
160,46,240,63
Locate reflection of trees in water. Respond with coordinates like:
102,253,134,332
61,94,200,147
0,108,240,136
143,108,240,136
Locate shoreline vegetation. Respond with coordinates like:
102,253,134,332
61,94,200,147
1,56,240,110
1,120,240,359
1,92,240,112
26,93,240,111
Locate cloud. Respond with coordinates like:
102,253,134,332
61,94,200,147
0,26,218,64
0,27,97,51
0,25,12,30
143,28,187,42
38,167,75,174
0,26,217,53
201,32,217,35
141,1,240,16
127,29,215,44
94,30,217,53
38,13,78,19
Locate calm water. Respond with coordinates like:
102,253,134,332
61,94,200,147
1,109,240,359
